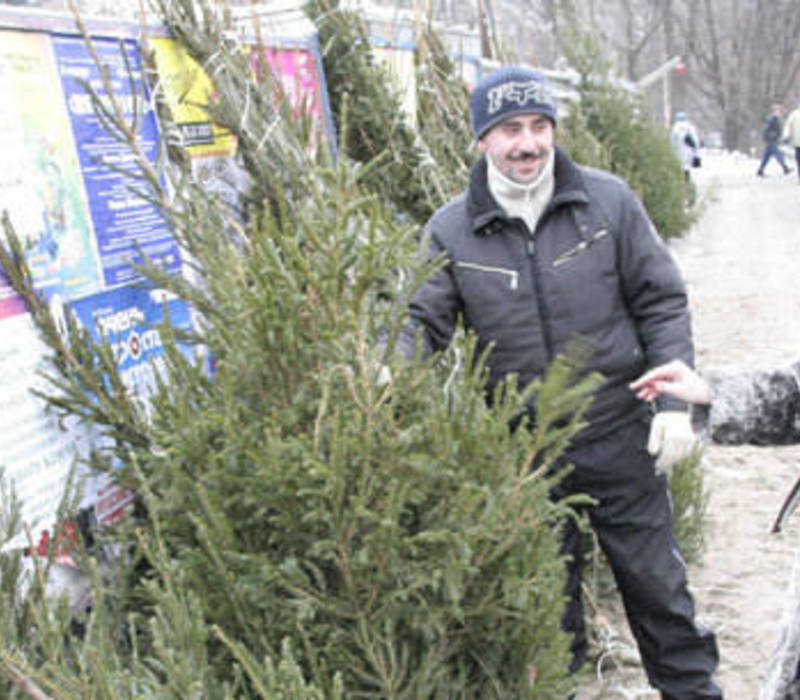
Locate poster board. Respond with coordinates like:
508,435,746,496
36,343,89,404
0,24,181,543
0,8,335,553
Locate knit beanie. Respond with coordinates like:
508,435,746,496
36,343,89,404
469,66,558,141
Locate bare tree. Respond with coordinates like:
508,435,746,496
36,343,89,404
673,0,800,150
594,0,667,80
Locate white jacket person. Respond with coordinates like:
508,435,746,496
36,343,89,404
670,112,700,174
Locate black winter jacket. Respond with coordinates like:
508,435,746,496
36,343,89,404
398,148,693,441
695,362,800,445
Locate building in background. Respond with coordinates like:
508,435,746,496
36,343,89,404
0,0,139,19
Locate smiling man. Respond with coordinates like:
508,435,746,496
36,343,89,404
479,112,553,182
395,66,724,699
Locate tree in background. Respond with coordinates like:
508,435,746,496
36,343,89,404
437,0,800,153
305,0,474,226
554,28,695,239
680,0,800,153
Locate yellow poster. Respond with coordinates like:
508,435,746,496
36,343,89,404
149,36,236,158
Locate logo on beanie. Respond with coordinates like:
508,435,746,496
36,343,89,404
486,80,555,115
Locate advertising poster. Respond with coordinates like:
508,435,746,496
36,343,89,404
0,312,91,533
67,285,195,527
250,44,332,152
0,29,102,321
52,34,182,288
148,36,237,158
148,36,244,216
69,284,193,407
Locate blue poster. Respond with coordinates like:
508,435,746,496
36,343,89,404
52,34,181,287
69,285,194,403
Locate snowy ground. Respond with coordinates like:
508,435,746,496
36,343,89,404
575,149,800,699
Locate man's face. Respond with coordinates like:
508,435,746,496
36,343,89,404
478,113,555,185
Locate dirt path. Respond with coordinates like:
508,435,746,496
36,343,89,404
576,150,800,698
678,151,800,699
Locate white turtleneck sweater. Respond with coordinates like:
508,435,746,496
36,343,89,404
486,152,555,234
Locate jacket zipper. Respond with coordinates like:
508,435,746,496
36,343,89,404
526,233,555,364
552,229,609,267
455,261,519,290
553,241,589,267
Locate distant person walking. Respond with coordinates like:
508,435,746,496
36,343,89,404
782,99,800,182
757,104,791,177
670,112,701,182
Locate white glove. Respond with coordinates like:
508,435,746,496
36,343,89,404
375,363,392,387
647,411,697,472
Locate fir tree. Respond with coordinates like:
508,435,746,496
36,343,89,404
305,0,474,225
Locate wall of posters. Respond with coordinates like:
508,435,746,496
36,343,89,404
0,9,336,550
0,20,185,541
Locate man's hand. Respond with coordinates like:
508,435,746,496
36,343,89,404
647,411,697,472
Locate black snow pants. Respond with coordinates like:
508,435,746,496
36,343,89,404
550,417,723,700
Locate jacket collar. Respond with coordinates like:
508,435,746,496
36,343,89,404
467,146,590,235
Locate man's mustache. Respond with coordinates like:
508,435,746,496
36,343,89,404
510,150,548,161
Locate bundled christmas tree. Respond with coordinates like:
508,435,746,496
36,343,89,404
306,0,474,225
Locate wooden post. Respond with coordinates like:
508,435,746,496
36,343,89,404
477,0,492,60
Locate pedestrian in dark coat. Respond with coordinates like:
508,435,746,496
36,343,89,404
395,65,724,699
631,359,800,700
757,104,791,177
